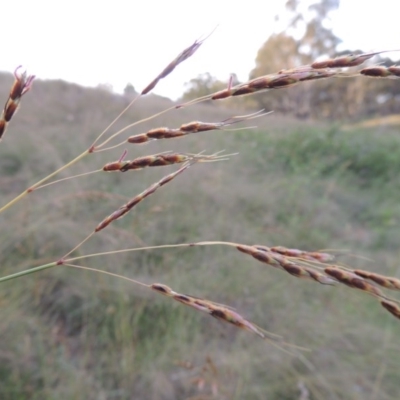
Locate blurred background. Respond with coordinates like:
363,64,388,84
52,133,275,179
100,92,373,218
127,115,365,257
1,0,400,399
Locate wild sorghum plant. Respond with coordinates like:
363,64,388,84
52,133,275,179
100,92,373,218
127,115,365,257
2,38,400,361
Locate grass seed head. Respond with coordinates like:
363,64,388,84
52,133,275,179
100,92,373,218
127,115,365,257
324,266,383,297
141,37,205,95
151,283,174,295
311,52,379,69
180,121,220,132
0,66,35,141
303,267,337,285
147,128,185,139
236,244,281,268
360,66,394,78
151,282,277,341
360,65,400,78
270,246,334,262
388,66,400,76
103,153,191,172
95,163,192,232
212,69,335,100
354,270,400,291
381,300,400,319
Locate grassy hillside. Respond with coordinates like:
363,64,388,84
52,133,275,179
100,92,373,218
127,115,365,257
1,73,400,400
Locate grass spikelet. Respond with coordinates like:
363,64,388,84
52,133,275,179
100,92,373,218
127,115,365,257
211,69,336,100
311,51,386,69
141,35,207,95
380,300,400,320
360,65,400,78
128,128,185,143
324,266,384,297
273,255,337,285
127,111,268,144
354,270,400,291
95,162,193,232
270,246,334,263
0,66,35,140
151,282,310,355
237,244,336,285
150,283,283,341
103,151,230,172
302,267,337,285
236,244,282,268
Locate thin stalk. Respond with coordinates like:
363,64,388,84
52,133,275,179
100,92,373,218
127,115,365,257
61,231,96,260
94,105,181,150
63,263,149,288
0,242,224,283
90,94,141,148
94,96,210,150
66,241,235,263
0,261,58,283
93,142,126,153
34,169,101,191
0,149,90,214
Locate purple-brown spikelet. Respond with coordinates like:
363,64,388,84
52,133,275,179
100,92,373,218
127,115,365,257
126,127,199,144
211,69,335,100
141,37,205,95
360,65,400,78
0,66,35,140
270,253,326,283
103,153,192,172
95,162,192,232
127,128,186,144
211,88,233,100
311,51,384,69
151,283,173,295
381,300,400,320
179,121,220,133
388,66,400,76
127,112,265,144
276,258,309,278
151,282,273,340
302,267,337,285
360,66,393,78
354,270,400,291
103,152,228,172
270,246,334,262
324,266,384,297
208,306,268,339
237,244,336,284
236,244,281,268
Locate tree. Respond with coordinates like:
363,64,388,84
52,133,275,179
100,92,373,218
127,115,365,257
181,73,228,102
123,83,136,97
285,0,341,59
249,32,312,117
249,0,354,119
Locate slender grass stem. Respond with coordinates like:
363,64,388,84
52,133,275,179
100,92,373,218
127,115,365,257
0,262,58,283
94,105,181,150
66,241,236,263
61,231,96,260
63,263,149,288
90,94,141,148
94,97,210,150
0,243,227,283
34,169,101,191
0,149,90,214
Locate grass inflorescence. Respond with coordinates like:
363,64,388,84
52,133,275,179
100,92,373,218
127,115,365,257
2,37,400,399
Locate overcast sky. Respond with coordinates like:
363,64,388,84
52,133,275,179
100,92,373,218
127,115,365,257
2,0,400,99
